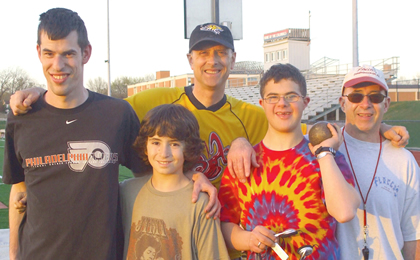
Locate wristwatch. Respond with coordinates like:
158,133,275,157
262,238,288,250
315,146,336,160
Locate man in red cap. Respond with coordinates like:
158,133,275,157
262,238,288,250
336,65,419,260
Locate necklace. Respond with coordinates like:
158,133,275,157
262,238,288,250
342,127,382,260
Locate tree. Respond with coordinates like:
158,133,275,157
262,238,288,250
142,73,155,82
0,67,38,111
111,74,155,99
86,77,107,95
110,76,132,99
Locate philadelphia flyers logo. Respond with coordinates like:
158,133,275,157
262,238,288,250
67,141,118,172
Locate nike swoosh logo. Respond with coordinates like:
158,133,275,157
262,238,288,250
66,119,78,124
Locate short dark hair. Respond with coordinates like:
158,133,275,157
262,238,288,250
133,104,204,172
37,8,89,51
259,63,307,97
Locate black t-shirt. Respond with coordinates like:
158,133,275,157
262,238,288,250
3,90,142,260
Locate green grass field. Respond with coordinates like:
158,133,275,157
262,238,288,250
0,100,419,229
383,100,420,149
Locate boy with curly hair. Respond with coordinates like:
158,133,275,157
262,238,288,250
120,104,229,260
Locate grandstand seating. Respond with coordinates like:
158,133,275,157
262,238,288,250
224,75,345,120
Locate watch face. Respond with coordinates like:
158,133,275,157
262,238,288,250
316,152,328,160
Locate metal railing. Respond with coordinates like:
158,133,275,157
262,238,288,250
303,57,400,80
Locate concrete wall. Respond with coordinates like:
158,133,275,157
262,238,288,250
289,40,310,71
263,39,310,71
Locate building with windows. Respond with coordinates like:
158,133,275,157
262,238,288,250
127,61,263,97
263,28,310,72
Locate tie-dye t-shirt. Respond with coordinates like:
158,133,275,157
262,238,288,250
219,138,354,260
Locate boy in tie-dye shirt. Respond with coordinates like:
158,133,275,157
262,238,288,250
219,63,360,260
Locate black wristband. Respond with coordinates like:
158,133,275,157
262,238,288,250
314,146,336,157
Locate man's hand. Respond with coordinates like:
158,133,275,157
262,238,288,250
14,191,27,214
10,87,44,115
381,124,410,148
227,137,259,183
190,172,220,219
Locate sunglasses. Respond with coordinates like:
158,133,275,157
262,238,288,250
343,92,386,104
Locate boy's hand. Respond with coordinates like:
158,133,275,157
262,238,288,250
249,226,276,253
227,137,259,183
10,87,43,115
308,123,342,154
14,191,27,214
190,172,220,219
382,124,409,148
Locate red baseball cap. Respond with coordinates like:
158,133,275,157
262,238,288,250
342,65,388,94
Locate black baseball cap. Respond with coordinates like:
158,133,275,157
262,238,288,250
189,23,235,53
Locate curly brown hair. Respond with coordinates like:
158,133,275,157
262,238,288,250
132,104,205,172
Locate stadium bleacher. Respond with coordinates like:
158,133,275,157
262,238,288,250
225,74,345,121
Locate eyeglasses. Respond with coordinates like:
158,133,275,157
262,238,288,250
263,94,304,104
343,92,386,104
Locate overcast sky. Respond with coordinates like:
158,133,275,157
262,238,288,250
1,0,419,86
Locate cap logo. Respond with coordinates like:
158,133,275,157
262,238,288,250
200,24,224,35
354,66,381,78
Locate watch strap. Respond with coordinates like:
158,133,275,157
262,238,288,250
314,146,336,157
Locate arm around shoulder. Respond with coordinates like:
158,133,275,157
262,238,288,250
227,137,259,183
9,182,27,260
381,123,410,148
10,87,45,116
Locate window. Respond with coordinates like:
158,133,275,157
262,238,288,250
282,49,287,60
265,53,269,62
277,51,281,60
271,52,275,61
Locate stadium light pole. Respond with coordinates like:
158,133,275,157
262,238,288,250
106,0,111,96
352,0,359,67
211,0,220,24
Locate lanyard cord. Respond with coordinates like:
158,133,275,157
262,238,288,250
342,127,382,227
